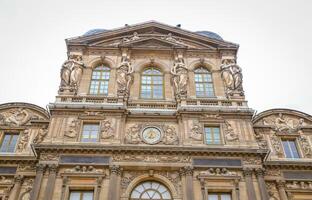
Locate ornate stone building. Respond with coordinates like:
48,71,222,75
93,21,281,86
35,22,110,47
0,21,311,200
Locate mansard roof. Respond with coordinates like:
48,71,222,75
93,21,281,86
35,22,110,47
66,21,238,51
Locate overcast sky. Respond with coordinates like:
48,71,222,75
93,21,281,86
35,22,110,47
0,0,311,115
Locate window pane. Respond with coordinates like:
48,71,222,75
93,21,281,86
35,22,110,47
208,194,218,200
0,134,18,153
89,65,110,95
69,192,80,200
83,192,93,200
289,141,300,158
195,67,214,97
131,181,171,199
81,124,99,142
221,194,232,200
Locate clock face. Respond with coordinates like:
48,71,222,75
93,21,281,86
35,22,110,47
141,127,162,144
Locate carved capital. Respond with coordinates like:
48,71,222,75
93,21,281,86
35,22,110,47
255,168,265,177
36,164,46,173
180,166,193,176
48,164,58,174
110,165,122,175
14,175,24,184
276,180,286,189
243,168,253,177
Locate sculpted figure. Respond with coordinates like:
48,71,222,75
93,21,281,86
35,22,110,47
17,130,30,152
163,125,178,145
60,55,85,93
220,59,244,97
224,121,239,142
190,123,203,141
3,108,30,127
125,124,142,144
33,128,48,144
270,135,283,155
299,135,312,158
65,119,79,138
117,55,133,96
171,57,188,99
100,120,114,139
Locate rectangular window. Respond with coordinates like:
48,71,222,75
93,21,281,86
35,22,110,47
282,140,300,158
204,127,221,144
208,193,231,200
81,124,99,142
0,133,19,153
69,191,94,200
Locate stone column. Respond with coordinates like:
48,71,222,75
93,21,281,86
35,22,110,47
180,166,194,200
234,179,240,200
8,175,23,200
108,165,122,200
30,164,45,200
276,181,288,200
43,164,58,200
243,168,257,200
60,176,68,200
255,168,269,200
199,178,207,200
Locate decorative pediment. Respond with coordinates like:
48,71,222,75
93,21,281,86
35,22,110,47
253,109,312,134
66,21,238,50
0,103,49,127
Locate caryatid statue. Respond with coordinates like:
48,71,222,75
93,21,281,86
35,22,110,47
116,54,134,97
59,55,85,93
220,59,244,97
171,56,188,99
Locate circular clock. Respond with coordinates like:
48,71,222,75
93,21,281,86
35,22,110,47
141,127,162,144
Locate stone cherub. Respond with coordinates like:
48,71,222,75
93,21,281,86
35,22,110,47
171,56,188,99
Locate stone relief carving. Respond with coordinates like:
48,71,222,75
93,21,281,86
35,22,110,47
270,134,283,156
242,157,262,166
201,114,223,120
113,154,191,163
116,51,134,97
17,164,36,172
59,55,85,94
161,33,184,45
17,129,30,152
125,124,178,145
171,53,188,99
262,113,305,134
268,191,278,200
189,122,203,141
198,168,236,176
64,165,103,173
121,32,140,43
0,108,43,127
100,119,114,139
220,58,244,97
162,125,178,145
64,118,80,138
33,127,48,144
286,181,312,190
224,121,239,142
0,176,13,184
265,169,281,177
125,124,142,144
298,135,312,158
254,129,268,149
20,179,33,200
40,153,59,161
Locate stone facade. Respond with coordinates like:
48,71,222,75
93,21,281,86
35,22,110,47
0,21,311,200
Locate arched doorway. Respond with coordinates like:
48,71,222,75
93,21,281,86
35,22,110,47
130,181,172,200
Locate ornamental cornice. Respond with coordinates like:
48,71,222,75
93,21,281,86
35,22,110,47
32,143,268,157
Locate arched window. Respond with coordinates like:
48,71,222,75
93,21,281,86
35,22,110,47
89,65,110,95
130,181,172,200
141,67,163,99
194,67,214,97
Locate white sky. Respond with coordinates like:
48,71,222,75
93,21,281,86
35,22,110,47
0,0,311,115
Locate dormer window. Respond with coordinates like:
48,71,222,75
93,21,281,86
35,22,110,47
282,140,300,159
194,67,214,97
89,65,110,95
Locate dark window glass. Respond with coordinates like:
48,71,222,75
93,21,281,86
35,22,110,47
0,133,19,153
141,68,163,99
81,124,99,142
194,67,214,97
89,65,110,95
69,191,94,200
282,140,300,158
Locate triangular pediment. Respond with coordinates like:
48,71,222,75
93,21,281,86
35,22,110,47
67,21,238,50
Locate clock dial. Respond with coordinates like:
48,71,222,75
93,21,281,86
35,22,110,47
142,127,162,144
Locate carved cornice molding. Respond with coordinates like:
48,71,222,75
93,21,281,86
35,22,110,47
110,165,122,175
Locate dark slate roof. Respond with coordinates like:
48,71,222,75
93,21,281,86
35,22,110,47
195,31,223,41
83,29,107,36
